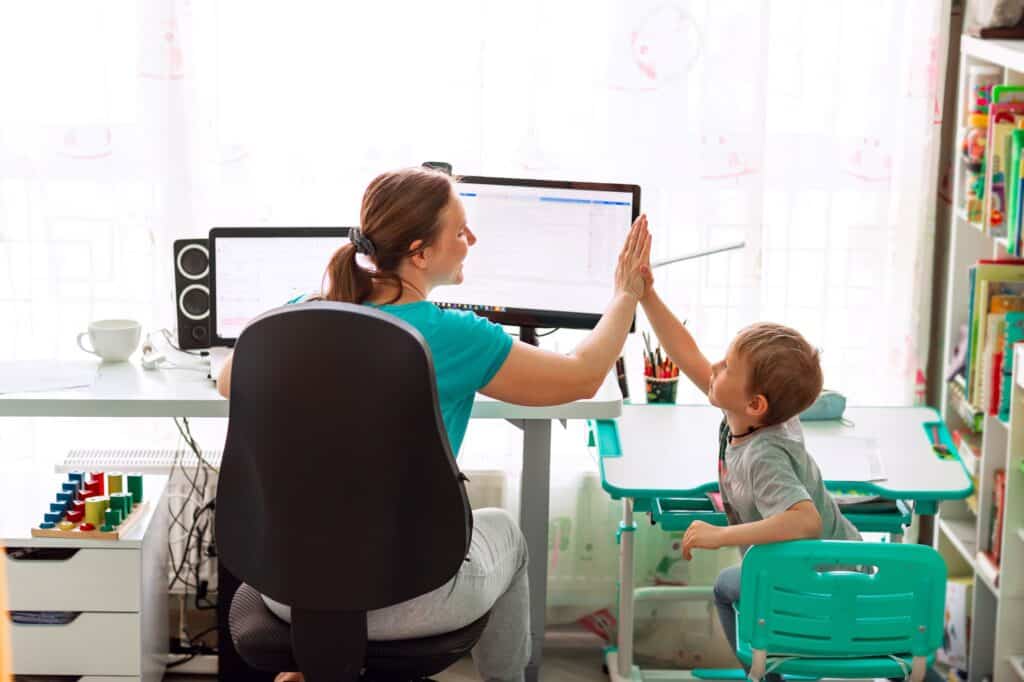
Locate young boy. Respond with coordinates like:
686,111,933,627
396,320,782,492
640,284,861,671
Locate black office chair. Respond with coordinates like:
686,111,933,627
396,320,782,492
215,302,490,682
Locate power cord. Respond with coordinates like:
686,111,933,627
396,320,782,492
142,332,209,371
160,328,209,356
167,417,219,614
510,328,560,338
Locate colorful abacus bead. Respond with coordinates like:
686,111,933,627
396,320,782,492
107,472,124,494
78,523,96,532
66,510,84,523
104,508,122,527
84,496,109,526
84,478,103,498
58,521,75,531
109,492,131,517
39,521,56,529
88,472,105,496
127,474,143,504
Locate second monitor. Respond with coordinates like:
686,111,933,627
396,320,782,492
431,175,641,342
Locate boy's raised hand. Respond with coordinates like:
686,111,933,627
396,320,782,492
682,520,725,560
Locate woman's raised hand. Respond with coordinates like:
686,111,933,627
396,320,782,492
614,214,652,301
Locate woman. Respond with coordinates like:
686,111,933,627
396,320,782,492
218,167,651,682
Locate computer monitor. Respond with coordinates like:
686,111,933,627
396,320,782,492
432,175,641,342
208,227,352,347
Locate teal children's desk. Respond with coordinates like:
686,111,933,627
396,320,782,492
590,404,973,682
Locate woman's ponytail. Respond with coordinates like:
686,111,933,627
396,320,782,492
321,167,454,305
322,242,373,303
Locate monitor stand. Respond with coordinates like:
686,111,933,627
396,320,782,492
519,326,539,347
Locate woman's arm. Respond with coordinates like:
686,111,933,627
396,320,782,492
480,215,651,406
640,288,712,395
216,353,233,398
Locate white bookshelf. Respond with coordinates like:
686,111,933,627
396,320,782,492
937,33,1024,682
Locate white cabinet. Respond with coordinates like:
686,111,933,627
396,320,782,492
3,476,168,682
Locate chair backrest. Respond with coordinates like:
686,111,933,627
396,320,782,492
739,540,946,659
215,302,473,613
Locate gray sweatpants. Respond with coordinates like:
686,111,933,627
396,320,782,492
262,507,531,682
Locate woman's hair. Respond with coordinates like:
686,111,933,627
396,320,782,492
322,167,454,304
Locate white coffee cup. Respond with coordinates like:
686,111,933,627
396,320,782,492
77,319,141,362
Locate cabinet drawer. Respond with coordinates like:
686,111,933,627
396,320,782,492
10,611,141,676
5,546,140,611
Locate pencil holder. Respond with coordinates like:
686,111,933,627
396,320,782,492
646,376,679,404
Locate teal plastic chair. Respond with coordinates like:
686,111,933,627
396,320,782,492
735,540,946,681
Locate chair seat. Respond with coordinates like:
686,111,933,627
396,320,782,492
230,583,490,679
735,634,935,679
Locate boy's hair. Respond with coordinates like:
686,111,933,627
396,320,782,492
733,322,823,426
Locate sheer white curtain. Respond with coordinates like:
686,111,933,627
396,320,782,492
0,0,948,664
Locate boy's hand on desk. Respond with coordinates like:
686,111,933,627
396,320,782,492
682,520,724,560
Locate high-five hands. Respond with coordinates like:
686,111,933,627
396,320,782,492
615,214,652,301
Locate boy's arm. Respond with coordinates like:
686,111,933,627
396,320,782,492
640,287,712,394
682,501,822,559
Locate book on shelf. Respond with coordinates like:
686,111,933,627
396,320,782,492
948,376,984,433
980,312,1004,415
990,469,1007,565
1010,129,1024,254
976,550,1000,589
964,264,1024,408
1000,313,1024,419
952,429,981,476
971,288,1024,406
936,576,972,670
966,288,1024,405
983,102,1024,237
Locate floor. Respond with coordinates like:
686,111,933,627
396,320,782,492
165,648,610,681
436,649,608,681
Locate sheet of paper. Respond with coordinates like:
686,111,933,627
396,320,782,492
812,436,887,482
0,361,97,395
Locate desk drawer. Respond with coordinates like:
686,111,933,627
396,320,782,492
5,546,140,611
10,612,141,676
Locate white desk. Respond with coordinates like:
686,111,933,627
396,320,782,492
592,404,973,682
599,405,973,503
0,360,623,682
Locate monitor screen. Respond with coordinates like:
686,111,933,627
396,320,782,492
209,227,351,346
431,176,641,330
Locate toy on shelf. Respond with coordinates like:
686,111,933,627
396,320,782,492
963,113,989,223
32,471,145,540
965,65,1001,118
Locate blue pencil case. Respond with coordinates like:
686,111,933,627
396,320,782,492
799,389,847,421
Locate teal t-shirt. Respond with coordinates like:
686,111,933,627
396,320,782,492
367,301,513,455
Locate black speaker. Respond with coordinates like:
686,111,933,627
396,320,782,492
173,239,211,350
